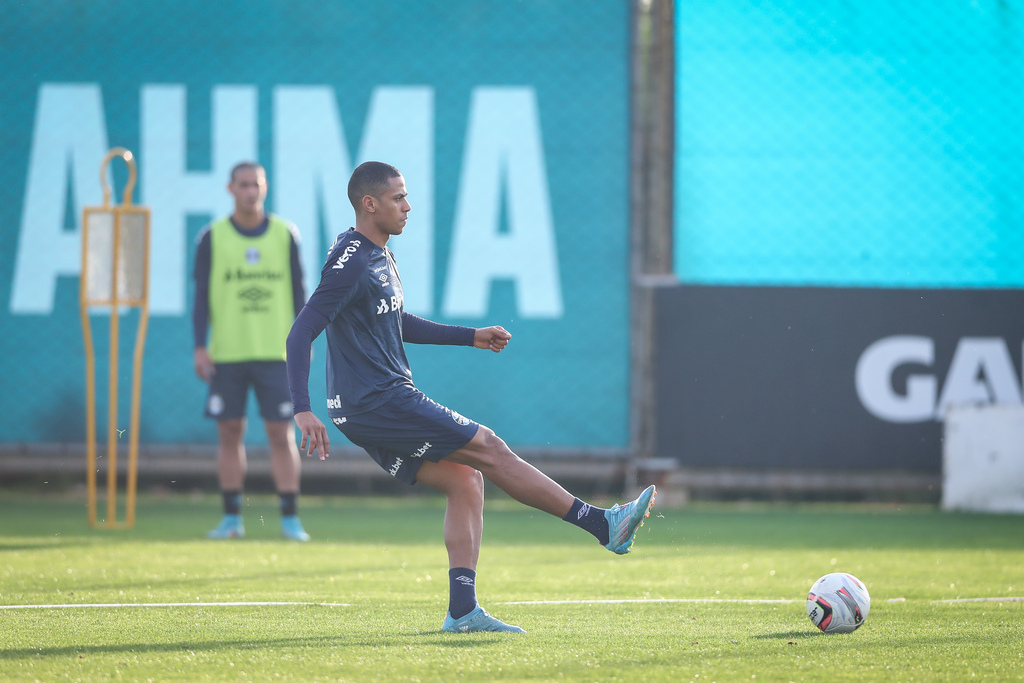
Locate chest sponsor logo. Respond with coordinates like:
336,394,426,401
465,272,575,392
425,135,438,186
326,394,343,409
237,286,273,313
376,295,403,315
238,286,271,302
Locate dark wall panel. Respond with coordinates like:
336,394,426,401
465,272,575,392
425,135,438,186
653,286,1024,473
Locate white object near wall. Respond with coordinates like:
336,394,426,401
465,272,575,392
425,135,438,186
942,403,1024,513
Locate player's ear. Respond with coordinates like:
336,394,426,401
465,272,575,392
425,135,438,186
362,195,375,213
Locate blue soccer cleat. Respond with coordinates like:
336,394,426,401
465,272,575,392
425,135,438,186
442,606,526,634
604,484,657,554
207,514,244,539
280,515,311,541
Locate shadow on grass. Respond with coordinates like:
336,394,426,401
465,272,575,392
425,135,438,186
0,631,512,660
752,631,820,640
4,496,1024,550
416,633,521,646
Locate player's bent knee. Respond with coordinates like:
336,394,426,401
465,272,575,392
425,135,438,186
450,464,484,497
471,426,512,457
419,460,484,501
459,470,485,506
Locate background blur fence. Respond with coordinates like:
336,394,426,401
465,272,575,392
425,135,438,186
2,0,1022,500
0,1,632,471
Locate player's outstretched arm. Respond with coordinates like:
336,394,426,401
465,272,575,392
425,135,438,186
473,326,511,353
294,411,329,460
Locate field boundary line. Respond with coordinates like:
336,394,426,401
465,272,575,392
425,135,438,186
0,601,349,610
498,596,1024,606
498,598,798,605
934,597,1024,603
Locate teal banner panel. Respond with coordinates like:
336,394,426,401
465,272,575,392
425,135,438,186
0,1,630,448
676,1,1024,288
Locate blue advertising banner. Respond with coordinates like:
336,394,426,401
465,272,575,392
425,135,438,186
0,1,630,448
670,2,1024,473
675,1,1024,288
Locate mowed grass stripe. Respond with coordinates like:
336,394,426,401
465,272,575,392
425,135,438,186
1,493,1023,682
0,602,348,609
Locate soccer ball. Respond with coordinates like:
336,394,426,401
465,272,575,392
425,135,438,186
806,572,870,633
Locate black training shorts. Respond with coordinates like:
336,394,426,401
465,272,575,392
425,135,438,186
204,360,293,422
330,386,480,485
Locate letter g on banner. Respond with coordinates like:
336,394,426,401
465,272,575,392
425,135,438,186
855,336,936,423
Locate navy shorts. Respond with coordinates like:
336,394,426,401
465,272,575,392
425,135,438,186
205,360,294,422
331,387,480,485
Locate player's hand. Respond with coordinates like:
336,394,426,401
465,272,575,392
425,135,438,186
294,411,330,460
194,347,215,381
473,326,511,353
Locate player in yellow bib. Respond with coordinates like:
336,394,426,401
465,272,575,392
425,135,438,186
192,162,310,541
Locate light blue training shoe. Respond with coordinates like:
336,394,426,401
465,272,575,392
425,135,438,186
280,515,311,542
442,606,526,634
604,484,657,554
207,514,244,539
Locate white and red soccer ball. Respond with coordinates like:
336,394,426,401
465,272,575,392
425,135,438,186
806,572,871,633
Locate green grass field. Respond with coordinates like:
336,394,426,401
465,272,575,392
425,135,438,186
1,492,1022,682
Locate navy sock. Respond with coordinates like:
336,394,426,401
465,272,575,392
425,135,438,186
562,498,609,546
223,490,242,515
279,492,298,517
448,568,478,619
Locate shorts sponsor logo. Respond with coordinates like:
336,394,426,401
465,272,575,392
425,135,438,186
411,441,432,458
208,394,224,416
450,410,470,426
278,401,292,418
326,394,342,409
389,457,403,477
332,241,361,269
332,416,347,427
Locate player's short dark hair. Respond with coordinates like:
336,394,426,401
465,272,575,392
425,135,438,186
348,161,402,211
230,161,264,182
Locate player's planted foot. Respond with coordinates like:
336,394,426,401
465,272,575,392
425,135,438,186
604,484,656,554
207,514,244,539
442,605,526,634
280,515,311,541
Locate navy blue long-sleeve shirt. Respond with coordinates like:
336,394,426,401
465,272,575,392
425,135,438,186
286,229,473,415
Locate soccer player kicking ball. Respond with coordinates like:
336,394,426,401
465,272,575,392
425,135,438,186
286,161,656,633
